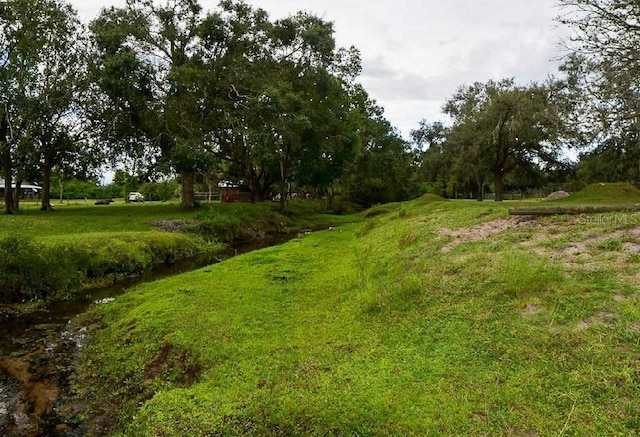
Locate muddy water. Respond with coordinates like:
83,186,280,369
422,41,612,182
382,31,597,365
0,259,209,436
0,234,301,436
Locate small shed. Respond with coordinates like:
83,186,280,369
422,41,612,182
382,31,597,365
218,180,240,202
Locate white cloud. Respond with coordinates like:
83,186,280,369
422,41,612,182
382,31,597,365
70,0,567,140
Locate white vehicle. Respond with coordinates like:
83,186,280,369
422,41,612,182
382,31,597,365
128,191,144,202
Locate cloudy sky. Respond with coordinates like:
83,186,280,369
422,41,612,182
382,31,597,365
69,0,568,140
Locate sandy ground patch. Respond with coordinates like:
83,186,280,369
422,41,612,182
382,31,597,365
439,218,539,252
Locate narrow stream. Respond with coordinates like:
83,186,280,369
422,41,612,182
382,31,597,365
0,233,300,436
0,257,210,437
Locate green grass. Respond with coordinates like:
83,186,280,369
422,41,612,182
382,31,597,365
73,195,640,435
1,200,354,239
0,200,353,303
551,182,640,205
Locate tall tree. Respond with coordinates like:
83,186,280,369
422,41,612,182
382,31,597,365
443,79,562,201
558,1,640,134
256,15,358,210
343,89,420,207
212,6,361,206
411,119,452,197
89,0,213,208
0,0,84,213
558,0,640,178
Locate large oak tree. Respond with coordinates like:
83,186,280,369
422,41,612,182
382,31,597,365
443,79,563,201
0,0,85,213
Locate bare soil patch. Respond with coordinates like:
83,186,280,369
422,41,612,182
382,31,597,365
523,304,543,315
439,217,539,252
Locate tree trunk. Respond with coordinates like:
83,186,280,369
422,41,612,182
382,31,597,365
250,180,258,204
13,179,21,211
1,152,13,214
494,172,504,202
0,112,13,214
278,179,287,211
41,161,52,211
476,180,484,201
180,170,196,208
278,160,287,211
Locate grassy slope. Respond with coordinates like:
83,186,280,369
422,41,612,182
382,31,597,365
551,182,640,205
76,196,640,435
0,200,353,304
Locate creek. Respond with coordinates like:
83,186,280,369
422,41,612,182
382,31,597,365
0,233,301,436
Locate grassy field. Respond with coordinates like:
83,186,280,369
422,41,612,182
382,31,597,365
0,199,352,240
72,184,640,435
0,200,354,304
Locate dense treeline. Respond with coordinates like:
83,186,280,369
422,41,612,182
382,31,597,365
410,0,640,201
0,0,421,212
1,0,639,213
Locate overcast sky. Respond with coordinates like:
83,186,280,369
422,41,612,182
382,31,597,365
69,0,567,140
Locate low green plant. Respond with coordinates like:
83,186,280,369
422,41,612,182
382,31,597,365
62,195,640,434
0,235,83,302
0,201,359,304
552,182,640,205
185,214,244,242
363,202,401,218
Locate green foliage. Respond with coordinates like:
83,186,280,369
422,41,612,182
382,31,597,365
417,193,447,202
185,214,244,243
0,0,91,211
0,230,216,304
139,180,179,202
0,200,356,304
441,79,563,201
345,118,421,207
50,178,121,200
182,201,354,242
496,252,565,298
558,1,640,146
577,140,640,185
87,1,368,208
362,202,401,218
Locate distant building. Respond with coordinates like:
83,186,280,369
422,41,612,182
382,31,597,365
218,180,251,202
0,179,42,200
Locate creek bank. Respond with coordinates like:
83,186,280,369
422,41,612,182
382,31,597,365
0,227,321,436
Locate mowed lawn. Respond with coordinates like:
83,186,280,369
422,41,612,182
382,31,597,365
0,199,354,241
0,200,198,240
76,192,640,435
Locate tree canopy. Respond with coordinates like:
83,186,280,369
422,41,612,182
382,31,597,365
86,0,368,208
557,0,640,186
0,0,86,213
6,0,637,211
436,79,563,201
